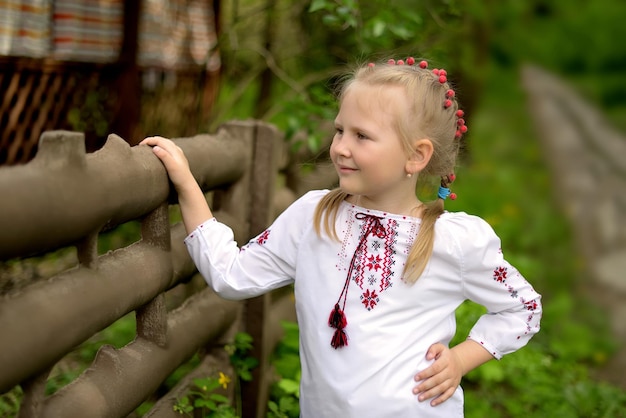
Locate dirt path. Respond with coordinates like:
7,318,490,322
522,65,626,388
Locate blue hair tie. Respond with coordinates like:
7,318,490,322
438,185,451,200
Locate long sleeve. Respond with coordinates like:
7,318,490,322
442,213,542,359
183,191,322,300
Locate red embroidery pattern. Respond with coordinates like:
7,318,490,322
522,299,538,311
241,229,271,252
361,289,379,309
493,266,507,282
256,229,270,245
490,261,541,339
366,254,382,271
350,216,398,311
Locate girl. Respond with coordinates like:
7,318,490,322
140,57,542,417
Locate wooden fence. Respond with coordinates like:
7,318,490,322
0,120,336,417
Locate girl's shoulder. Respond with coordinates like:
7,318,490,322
299,189,331,203
287,189,330,210
433,212,505,267
277,189,330,219
435,211,501,244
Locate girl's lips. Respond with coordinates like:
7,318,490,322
335,162,357,172
337,166,358,174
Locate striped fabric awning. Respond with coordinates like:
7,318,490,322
0,0,219,69
52,0,124,63
0,0,52,58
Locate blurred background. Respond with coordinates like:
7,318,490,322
1,0,625,416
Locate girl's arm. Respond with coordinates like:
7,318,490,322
140,136,213,234
141,136,304,300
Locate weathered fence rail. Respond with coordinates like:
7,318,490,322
0,120,327,417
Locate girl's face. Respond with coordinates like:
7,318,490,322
330,83,417,210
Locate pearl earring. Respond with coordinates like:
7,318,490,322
406,173,412,178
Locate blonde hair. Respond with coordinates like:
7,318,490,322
314,59,462,283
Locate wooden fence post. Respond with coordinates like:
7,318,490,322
240,121,282,418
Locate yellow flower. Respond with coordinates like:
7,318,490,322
218,372,231,389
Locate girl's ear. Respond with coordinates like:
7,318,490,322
405,138,434,175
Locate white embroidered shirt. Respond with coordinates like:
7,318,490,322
184,190,542,417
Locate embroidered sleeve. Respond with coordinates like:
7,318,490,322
183,190,325,299
450,215,542,360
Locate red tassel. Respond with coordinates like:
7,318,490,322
331,328,349,349
328,304,347,329
328,304,348,349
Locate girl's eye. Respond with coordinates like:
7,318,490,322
335,127,344,135
357,132,368,140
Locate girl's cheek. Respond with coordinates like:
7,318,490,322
329,141,339,159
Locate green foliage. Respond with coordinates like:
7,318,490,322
225,332,259,382
0,386,22,418
76,314,137,362
307,0,447,56
97,221,142,254
271,85,337,153
67,86,110,137
173,332,258,417
214,0,473,152
453,299,626,417
173,374,236,417
267,321,301,418
488,0,626,131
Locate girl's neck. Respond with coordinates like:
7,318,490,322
349,194,424,218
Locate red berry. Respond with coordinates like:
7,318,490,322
407,57,415,65
419,60,428,69
444,99,452,108
450,193,457,200
433,68,440,75
446,89,455,98
456,110,464,118
439,75,447,83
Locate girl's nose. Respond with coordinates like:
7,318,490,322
332,136,350,157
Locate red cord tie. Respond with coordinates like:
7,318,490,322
328,213,385,349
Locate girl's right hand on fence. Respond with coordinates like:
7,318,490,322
140,136,214,233
140,136,194,190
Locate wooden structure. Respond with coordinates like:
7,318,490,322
0,0,221,166
0,121,299,417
